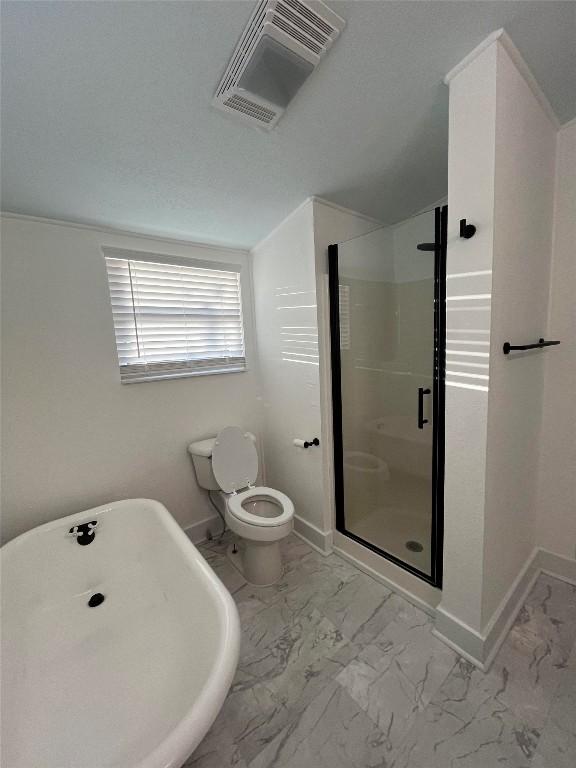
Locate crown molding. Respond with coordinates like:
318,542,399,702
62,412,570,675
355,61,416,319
309,196,383,227
0,211,249,254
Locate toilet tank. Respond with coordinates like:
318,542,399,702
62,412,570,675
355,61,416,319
188,432,258,491
188,437,219,490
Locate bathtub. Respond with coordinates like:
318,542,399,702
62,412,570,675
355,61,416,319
1,498,240,768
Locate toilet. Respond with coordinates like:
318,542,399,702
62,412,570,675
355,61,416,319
188,426,294,586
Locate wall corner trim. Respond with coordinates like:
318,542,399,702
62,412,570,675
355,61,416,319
293,515,333,555
435,548,576,671
443,29,560,130
443,28,504,85
250,198,315,251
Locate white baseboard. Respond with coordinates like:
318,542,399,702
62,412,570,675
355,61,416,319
539,548,576,585
480,549,542,668
185,512,332,552
433,608,486,666
183,514,221,545
434,547,576,671
293,515,333,555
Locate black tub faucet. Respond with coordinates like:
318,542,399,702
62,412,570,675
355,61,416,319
68,520,98,546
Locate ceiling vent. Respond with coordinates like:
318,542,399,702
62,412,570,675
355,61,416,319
213,0,345,130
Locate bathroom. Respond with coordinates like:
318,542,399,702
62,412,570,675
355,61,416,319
1,1,575,766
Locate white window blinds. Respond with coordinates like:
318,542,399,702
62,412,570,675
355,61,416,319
103,248,246,383
338,284,351,351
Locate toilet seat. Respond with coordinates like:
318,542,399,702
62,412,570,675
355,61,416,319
227,486,294,527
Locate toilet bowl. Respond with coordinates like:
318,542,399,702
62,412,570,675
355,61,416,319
188,427,295,586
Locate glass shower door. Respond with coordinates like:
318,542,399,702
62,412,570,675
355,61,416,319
329,206,446,585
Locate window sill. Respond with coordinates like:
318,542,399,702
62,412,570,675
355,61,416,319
120,366,247,384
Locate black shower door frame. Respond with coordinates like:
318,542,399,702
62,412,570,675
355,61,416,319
328,205,446,588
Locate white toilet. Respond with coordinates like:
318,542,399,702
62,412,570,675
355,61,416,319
188,426,294,586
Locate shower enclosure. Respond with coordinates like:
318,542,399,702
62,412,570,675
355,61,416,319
329,206,446,586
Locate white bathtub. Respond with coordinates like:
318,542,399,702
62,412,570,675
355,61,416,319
1,499,240,768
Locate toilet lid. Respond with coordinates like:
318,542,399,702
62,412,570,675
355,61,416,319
212,426,258,493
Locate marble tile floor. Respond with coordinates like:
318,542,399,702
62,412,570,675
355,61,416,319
186,532,576,768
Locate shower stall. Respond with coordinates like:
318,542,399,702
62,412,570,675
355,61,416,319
329,205,447,586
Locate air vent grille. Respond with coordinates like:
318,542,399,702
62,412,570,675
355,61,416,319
213,0,345,130
283,0,334,36
271,14,322,54
274,3,328,45
224,94,276,124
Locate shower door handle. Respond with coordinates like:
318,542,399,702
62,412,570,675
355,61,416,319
418,387,431,429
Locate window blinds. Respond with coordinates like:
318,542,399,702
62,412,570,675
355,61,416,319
103,248,246,383
338,284,351,351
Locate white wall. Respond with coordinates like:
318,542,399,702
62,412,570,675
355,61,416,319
482,42,557,624
438,34,558,657
440,42,497,634
250,198,377,548
536,121,576,559
0,216,261,543
251,201,324,540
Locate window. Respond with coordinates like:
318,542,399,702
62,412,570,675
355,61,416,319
103,248,246,383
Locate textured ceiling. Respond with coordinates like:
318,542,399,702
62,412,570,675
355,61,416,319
1,1,575,247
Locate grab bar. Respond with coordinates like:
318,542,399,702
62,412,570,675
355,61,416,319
503,338,560,355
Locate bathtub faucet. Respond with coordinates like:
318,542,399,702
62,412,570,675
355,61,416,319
68,520,98,546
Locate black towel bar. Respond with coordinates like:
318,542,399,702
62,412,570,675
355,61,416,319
503,338,560,355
